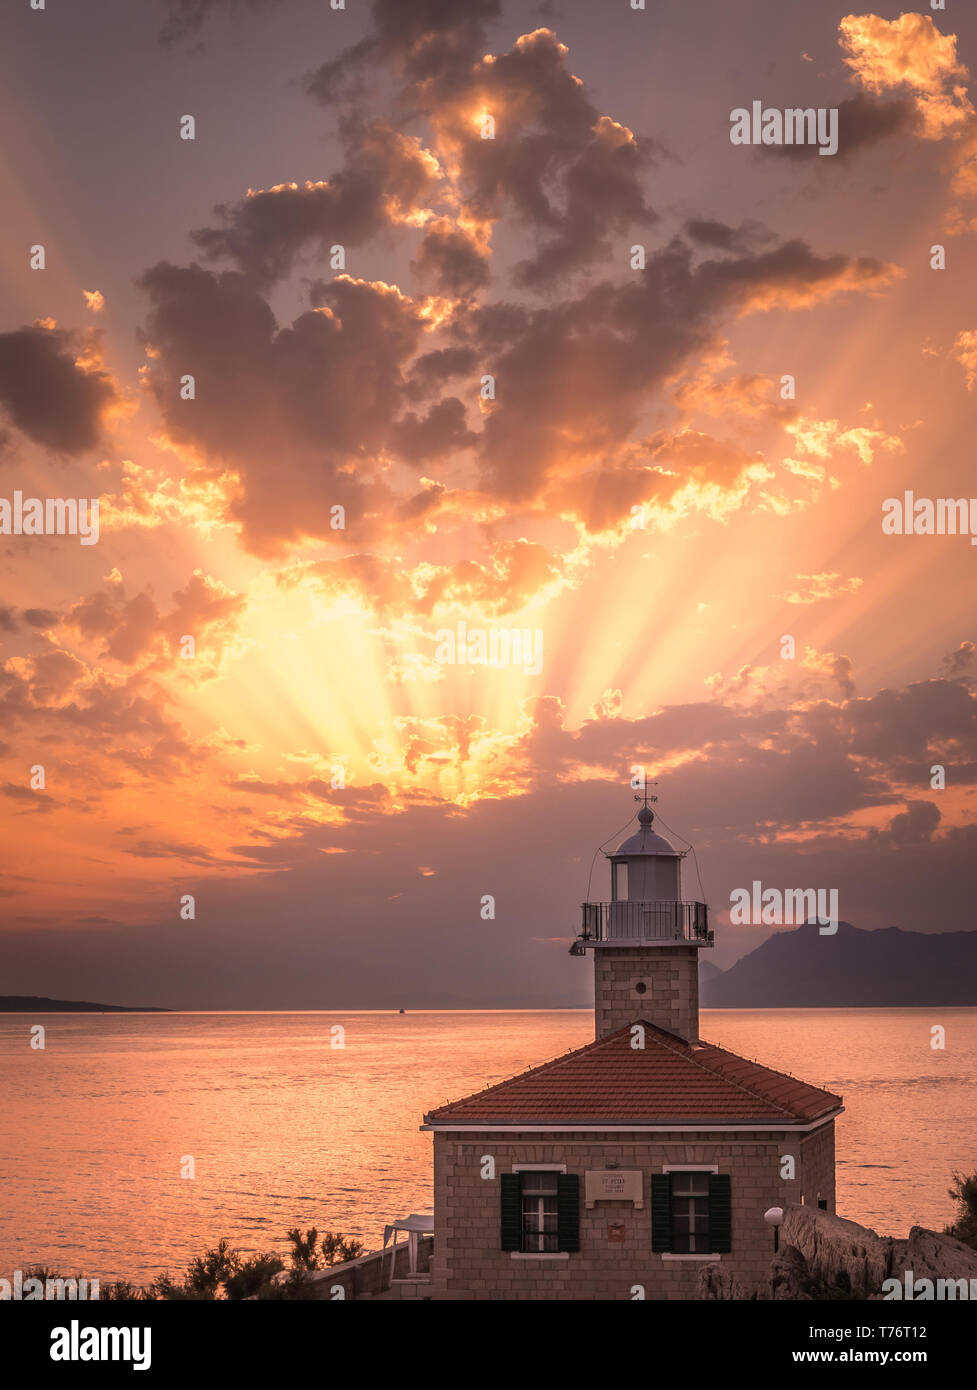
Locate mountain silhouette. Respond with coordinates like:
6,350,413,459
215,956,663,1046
0,995,169,1012
700,922,977,1007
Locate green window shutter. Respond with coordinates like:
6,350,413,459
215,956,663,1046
651,1173,672,1252
708,1173,732,1253
556,1174,580,1253
500,1173,522,1251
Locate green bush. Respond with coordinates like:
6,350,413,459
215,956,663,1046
945,1171,977,1250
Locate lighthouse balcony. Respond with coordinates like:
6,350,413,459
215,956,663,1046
579,900,712,946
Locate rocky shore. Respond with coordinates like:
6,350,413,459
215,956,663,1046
699,1204,977,1299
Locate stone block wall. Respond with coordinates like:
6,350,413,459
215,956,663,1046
798,1120,835,1212
594,946,700,1040
430,1126,834,1300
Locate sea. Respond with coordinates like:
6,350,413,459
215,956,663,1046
1,1008,974,1285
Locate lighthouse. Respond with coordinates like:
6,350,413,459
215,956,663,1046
570,794,713,1041
423,787,841,1301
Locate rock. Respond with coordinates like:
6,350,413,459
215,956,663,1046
891,1226,977,1287
769,1244,819,1300
696,1262,751,1300
780,1204,894,1297
698,1206,977,1300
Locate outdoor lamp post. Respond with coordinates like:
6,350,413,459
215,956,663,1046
764,1206,784,1253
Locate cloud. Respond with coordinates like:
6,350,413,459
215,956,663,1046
839,13,972,138
771,92,919,161
390,396,478,462
784,416,903,466
866,799,942,846
942,640,975,675
684,219,776,253
0,646,205,782
780,573,864,605
8,648,89,707
461,236,898,505
0,324,122,454
410,218,491,298
951,328,977,389
190,123,441,289
280,537,564,621
22,609,60,629
138,265,426,555
316,23,657,286
158,0,283,45
306,0,503,104
65,571,245,671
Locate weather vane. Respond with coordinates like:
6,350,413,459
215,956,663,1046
634,779,658,810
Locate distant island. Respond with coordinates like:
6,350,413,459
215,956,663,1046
700,922,977,1007
0,996,171,1013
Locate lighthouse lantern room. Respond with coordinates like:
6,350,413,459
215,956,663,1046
571,791,713,1042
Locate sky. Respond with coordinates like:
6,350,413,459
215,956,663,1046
1,0,976,1008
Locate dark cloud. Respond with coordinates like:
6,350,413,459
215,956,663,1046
942,640,975,676
314,23,657,286
404,346,480,400
513,114,658,285
139,263,426,553
0,606,17,633
306,0,502,103
157,0,283,45
460,235,896,504
191,121,439,289
867,800,941,846
773,93,918,162
0,325,120,455
432,29,657,285
411,219,491,298
22,608,59,628
684,219,776,254
391,396,478,462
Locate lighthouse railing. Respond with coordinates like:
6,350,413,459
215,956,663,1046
580,900,711,944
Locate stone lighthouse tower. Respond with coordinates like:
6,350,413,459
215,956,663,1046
570,794,713,1041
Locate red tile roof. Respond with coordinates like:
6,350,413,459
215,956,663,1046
424,1022,842,1126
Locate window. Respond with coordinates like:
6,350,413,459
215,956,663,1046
500,1172,580,1253
613,861,628,901
651,1172,731,1254
520,1171,559,1252
670,1171,710,1253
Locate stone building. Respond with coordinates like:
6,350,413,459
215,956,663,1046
421,799,843,1300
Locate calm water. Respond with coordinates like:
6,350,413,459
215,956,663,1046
1,1009,974,1284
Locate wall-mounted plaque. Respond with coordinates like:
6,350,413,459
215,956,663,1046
585,1169,643,1208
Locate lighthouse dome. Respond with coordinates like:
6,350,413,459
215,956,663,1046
611,807,681,858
